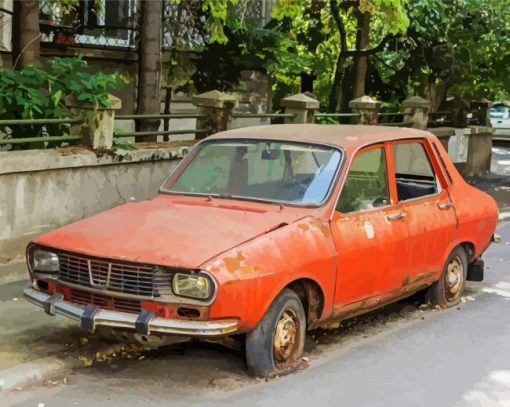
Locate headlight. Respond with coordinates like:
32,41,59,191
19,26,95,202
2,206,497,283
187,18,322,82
172,273,212,300
31,248,59,273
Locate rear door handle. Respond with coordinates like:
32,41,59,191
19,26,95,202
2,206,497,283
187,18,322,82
438,200,453,210
387,212,406,221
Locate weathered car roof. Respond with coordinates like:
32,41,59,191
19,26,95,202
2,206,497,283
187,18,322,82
212,124,432,152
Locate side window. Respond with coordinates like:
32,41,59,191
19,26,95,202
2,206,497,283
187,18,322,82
393,142,439,201
337,147,389,213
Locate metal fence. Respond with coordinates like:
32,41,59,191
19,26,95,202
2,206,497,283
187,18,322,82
0,118,81,149
38,0,274,52
114,113,208,141
40,0,138,50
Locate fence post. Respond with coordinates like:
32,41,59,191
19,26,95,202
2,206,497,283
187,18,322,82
192,90,238,138
348,95,381,125
281,93,320,124
463,126,493,176
402,96,431,129
65,94,121,149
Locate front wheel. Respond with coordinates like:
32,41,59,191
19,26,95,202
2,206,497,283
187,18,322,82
426,246,468,307
245,288,306,377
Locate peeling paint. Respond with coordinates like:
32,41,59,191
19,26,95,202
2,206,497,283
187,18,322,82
363,221,375,239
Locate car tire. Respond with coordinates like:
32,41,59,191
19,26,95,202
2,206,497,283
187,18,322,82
426,246,468,308
245,288,306,377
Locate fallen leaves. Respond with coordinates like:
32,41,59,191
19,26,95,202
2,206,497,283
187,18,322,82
78,343,146,367
78,356,93,367
460,295,475,304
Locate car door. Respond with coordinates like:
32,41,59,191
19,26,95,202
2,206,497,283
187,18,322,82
331,144,410,307
390,139,457,282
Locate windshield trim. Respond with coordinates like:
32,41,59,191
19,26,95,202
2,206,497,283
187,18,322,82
159,137,345,209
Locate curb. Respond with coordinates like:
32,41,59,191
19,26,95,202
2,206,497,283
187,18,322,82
0,357,77,392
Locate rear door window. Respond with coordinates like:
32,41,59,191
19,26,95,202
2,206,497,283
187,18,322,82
393,142,439,201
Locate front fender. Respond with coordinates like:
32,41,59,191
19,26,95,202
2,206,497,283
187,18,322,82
200,217,337,332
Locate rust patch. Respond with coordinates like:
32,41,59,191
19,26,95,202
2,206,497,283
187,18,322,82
223,251,246,273
298,223,310,232
298,220,330,237
303,281,323,324
402,271,434,287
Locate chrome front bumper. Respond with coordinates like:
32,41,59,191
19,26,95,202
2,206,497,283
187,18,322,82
23,288,239,337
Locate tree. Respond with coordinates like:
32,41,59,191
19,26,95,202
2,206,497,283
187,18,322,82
370,0,510,108
267,0,408,111
135,0,163,139
327,0,408,111
12,0,40,69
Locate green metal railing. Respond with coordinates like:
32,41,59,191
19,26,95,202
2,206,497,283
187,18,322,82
116,113,208,120
314,112,361,118
231,113,296,119
114,129,208,138
115,113,208,140
0,118,82,146
377,112,411,127
379,121,414,127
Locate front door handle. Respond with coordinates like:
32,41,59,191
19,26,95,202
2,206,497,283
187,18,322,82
387,212,406,221
438,200,453,210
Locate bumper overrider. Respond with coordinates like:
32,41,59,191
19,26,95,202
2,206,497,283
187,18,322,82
23,288,239,337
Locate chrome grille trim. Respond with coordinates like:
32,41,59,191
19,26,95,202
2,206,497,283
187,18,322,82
57,252,173,298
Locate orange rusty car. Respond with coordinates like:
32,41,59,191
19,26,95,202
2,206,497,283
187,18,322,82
24,124,499,376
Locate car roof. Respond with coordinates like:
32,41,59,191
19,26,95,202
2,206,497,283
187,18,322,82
211,124,433,152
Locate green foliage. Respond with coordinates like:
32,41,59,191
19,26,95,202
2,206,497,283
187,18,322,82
0,57,125,147
201,0,239,44
377,0,510,102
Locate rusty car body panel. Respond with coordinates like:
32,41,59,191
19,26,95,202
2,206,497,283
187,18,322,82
25,124,499,338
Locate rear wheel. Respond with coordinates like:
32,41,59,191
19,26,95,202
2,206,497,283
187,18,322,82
245,289,306,377
426,246,468,307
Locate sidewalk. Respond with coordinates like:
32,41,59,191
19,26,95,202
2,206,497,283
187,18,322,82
0,263,114,391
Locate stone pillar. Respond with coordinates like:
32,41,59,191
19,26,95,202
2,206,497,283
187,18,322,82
281,93,320,124
464,126,493,176
65,94,121,150
192,90,238,138
348,95,381,125
402,96,431,130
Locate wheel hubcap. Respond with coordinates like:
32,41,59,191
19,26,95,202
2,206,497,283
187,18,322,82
445,256,464,302
273,309,299,366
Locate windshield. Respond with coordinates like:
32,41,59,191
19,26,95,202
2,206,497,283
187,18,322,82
162,140,342,206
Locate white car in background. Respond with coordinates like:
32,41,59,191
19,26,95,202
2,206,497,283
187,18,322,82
490,102,510,138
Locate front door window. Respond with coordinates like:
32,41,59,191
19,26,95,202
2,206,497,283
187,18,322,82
337,147,389,213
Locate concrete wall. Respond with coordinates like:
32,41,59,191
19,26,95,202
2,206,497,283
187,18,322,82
0,144,188,263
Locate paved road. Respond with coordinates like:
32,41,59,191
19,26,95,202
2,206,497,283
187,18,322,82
2,221,509,407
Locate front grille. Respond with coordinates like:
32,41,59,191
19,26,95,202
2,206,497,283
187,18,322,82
58,252,173,298
69,288,142,314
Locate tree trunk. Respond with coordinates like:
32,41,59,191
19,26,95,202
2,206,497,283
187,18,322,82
426,78,448,112
135,0,162,141
328,52,347,112
12,0,40,69
352,12,370,99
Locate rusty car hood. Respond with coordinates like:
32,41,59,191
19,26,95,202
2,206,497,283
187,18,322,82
35,194,309,269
